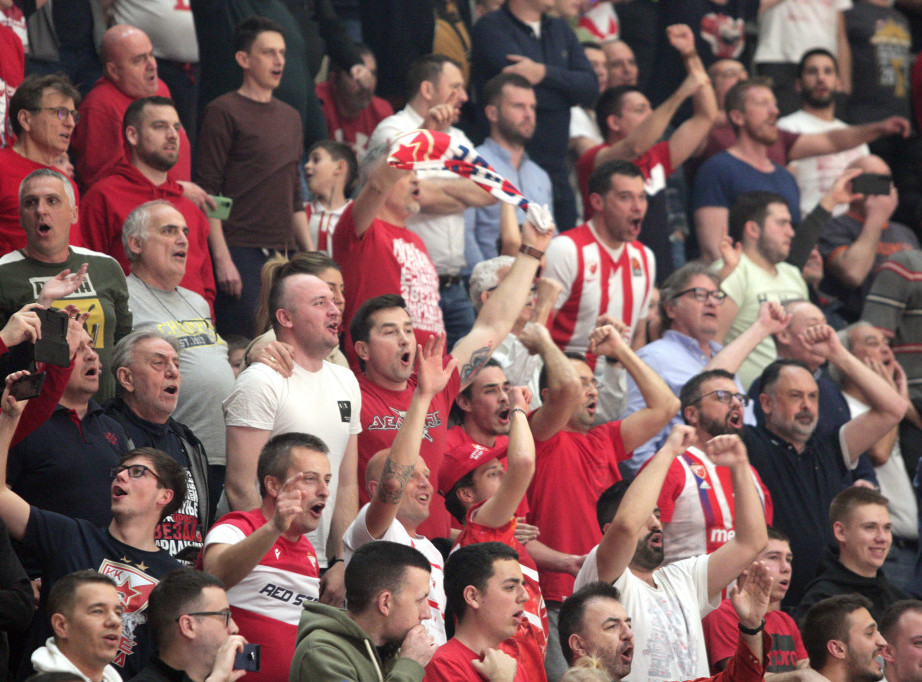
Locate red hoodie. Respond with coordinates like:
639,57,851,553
75,160,215,311
72,77,191,190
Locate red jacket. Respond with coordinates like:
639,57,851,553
75,160,215,310
72,77,192,190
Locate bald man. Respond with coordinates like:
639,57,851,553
71,24,209,210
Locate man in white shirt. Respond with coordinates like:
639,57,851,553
368,53,495,348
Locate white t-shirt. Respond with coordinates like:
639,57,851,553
575,549,718,682
843,392,918,539
778,109,869,216
343,503,447,644
754,0,852,64
570,106,603,145
223,360,362,565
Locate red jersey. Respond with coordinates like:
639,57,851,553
657,446,773,563
316,80,394,158
0,147,80,255
74,160,215,309
333,201,444,369
703,599,806,673
357,363,461,539
526,419,629,602
423,627,546,682
72,77,192,190
0,22,23,149
454,502,548,651
201,508,319,682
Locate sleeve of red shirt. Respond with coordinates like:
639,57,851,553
701,601,741,673
705,632,771,682
331,201,359,264
656,459,684,524
751,466,773,525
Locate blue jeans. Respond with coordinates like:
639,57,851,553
439,280,475,351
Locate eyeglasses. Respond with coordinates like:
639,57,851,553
692,389,750,407
671,287,727,303
180,610,233,627
33,106,80,123
110,464,163,483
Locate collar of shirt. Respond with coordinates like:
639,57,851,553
662,329,722,360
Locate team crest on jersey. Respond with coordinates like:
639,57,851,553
97,558,158,667
630,257,642,277
586,260,599,282
690,464,707,479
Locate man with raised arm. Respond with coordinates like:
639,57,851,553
200,432,331,682
527,322,679,679
0,370,186,678
574,424,768,682
343,334,457,645
744,323,908,608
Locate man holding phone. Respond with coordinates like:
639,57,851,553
818,154,919,323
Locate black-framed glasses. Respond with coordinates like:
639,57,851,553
692,389,750,406
33,106,80,123
110,464,163,483
672,287,726,303
180,610,233,627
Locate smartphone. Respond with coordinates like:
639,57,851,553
10,372,46,400
33,308,71,367
207,195,234,221
852,173,892,195
234,643,260,672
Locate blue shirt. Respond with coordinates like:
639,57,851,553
692,150,801,223
464,137,553,269
623,330,738,475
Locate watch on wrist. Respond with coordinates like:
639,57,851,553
738,618,765,635
519,243,544,260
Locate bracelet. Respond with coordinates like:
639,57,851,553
328,558,344,567
519,243,544,260
512,407,528,418
738,618,765,635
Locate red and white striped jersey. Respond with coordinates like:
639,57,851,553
657,446,773,565
305,198,351,256
545,221,655,356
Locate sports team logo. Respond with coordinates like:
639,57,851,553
98,558,159,668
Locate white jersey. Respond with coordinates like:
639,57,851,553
306,198,351,256
343,504,447,645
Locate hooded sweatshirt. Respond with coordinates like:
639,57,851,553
794,545,909,624
31,637,122,682
290,601,424,682
75,160,215,311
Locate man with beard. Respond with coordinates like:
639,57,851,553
779,49,870,217
466,73,552,266
714,191,809,388
655,369,773,566
76,96,215,308
572,424,767,682
801,594,887,682
560,564,775,682
744,324,907,609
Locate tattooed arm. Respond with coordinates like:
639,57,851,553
451,220,553,390
363,334,458,539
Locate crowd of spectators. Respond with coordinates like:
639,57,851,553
5,0,922,681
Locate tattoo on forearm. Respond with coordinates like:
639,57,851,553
460,346,492,385
376,459,416,505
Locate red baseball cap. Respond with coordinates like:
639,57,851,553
438,442,506,496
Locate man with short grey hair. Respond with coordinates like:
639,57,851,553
105,329,213,564
0,167,131,402
120,199,235,510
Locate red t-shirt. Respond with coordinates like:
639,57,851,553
74,160,215,309
316,80,393,157
455,502,548,653
576,140,673,220
423,628,546,682
702,598,806,674
0,147,81,255
526,419,629,602
333,201,444,369
357,363,461,539
72,77,191,190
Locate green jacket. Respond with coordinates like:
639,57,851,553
290,602,425,682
